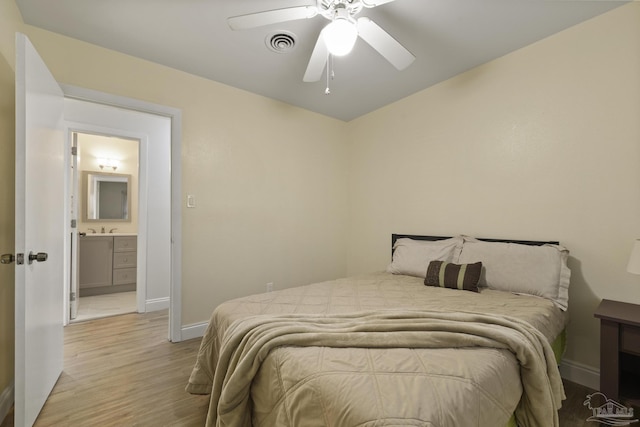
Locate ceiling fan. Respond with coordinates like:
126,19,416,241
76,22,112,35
227,0,415,83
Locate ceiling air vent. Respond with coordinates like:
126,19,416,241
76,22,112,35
266,31,297,54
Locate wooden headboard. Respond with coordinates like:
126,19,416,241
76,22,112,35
391,234,559,257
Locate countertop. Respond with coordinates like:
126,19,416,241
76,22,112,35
81,233,137,237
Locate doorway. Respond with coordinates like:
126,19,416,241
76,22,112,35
71,132,140,322
62,92,181,341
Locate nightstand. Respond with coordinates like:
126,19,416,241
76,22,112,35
594,299,640,406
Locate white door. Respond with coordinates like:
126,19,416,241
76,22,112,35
14,33,66,427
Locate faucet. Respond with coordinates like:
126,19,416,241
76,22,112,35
109,228,118,234
88,228,96,234
101,226,105,234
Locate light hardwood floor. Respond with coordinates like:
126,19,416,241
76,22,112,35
1,309,606,426
36,310,208,426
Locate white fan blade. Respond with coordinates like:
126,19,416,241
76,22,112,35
228,6,317,30
357,17,415,70
303,32,329,82
362,0,395,7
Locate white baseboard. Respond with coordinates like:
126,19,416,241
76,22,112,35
0,383,14,424
145,297,170,312
559,358,600,391
181,321,209,341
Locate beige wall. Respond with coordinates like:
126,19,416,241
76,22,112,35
22,24,350,325
347,3,640,370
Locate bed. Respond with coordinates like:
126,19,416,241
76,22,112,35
187,234,570,427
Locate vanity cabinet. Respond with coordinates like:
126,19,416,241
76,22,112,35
79,235,137,296
113,236,137,286
78,236,113,288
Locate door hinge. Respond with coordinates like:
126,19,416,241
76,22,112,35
71,219,77,228
71,146,77,156
70,292,76,302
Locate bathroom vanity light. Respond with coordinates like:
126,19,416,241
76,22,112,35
97,158,119,171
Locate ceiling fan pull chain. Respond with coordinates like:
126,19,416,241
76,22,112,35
330,54,335,80
325,53,332,95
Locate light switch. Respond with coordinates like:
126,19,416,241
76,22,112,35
187,195,196,208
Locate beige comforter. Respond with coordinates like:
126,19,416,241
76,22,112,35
187,272,567,427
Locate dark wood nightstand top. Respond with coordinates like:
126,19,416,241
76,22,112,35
594,299,640,328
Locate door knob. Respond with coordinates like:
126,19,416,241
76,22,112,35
1,253,24,265
28,251,48,264
1,254,14,264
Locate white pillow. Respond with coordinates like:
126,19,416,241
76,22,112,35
457,237,571,310
387,236,462,278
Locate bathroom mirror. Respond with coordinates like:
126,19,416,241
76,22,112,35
82,171,132,222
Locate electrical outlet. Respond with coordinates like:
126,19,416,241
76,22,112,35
266,282,274,292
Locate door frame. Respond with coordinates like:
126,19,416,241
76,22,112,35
61,84,183,342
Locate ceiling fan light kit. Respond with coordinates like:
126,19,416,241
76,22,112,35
323,13,358,56
227,0,415,88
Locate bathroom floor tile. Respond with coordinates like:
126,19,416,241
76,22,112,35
72,291,137,322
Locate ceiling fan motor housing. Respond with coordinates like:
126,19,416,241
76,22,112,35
318,0,363,21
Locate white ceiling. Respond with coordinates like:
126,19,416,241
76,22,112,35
15,0,626,121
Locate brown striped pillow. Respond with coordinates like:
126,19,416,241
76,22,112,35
424,261,482,292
